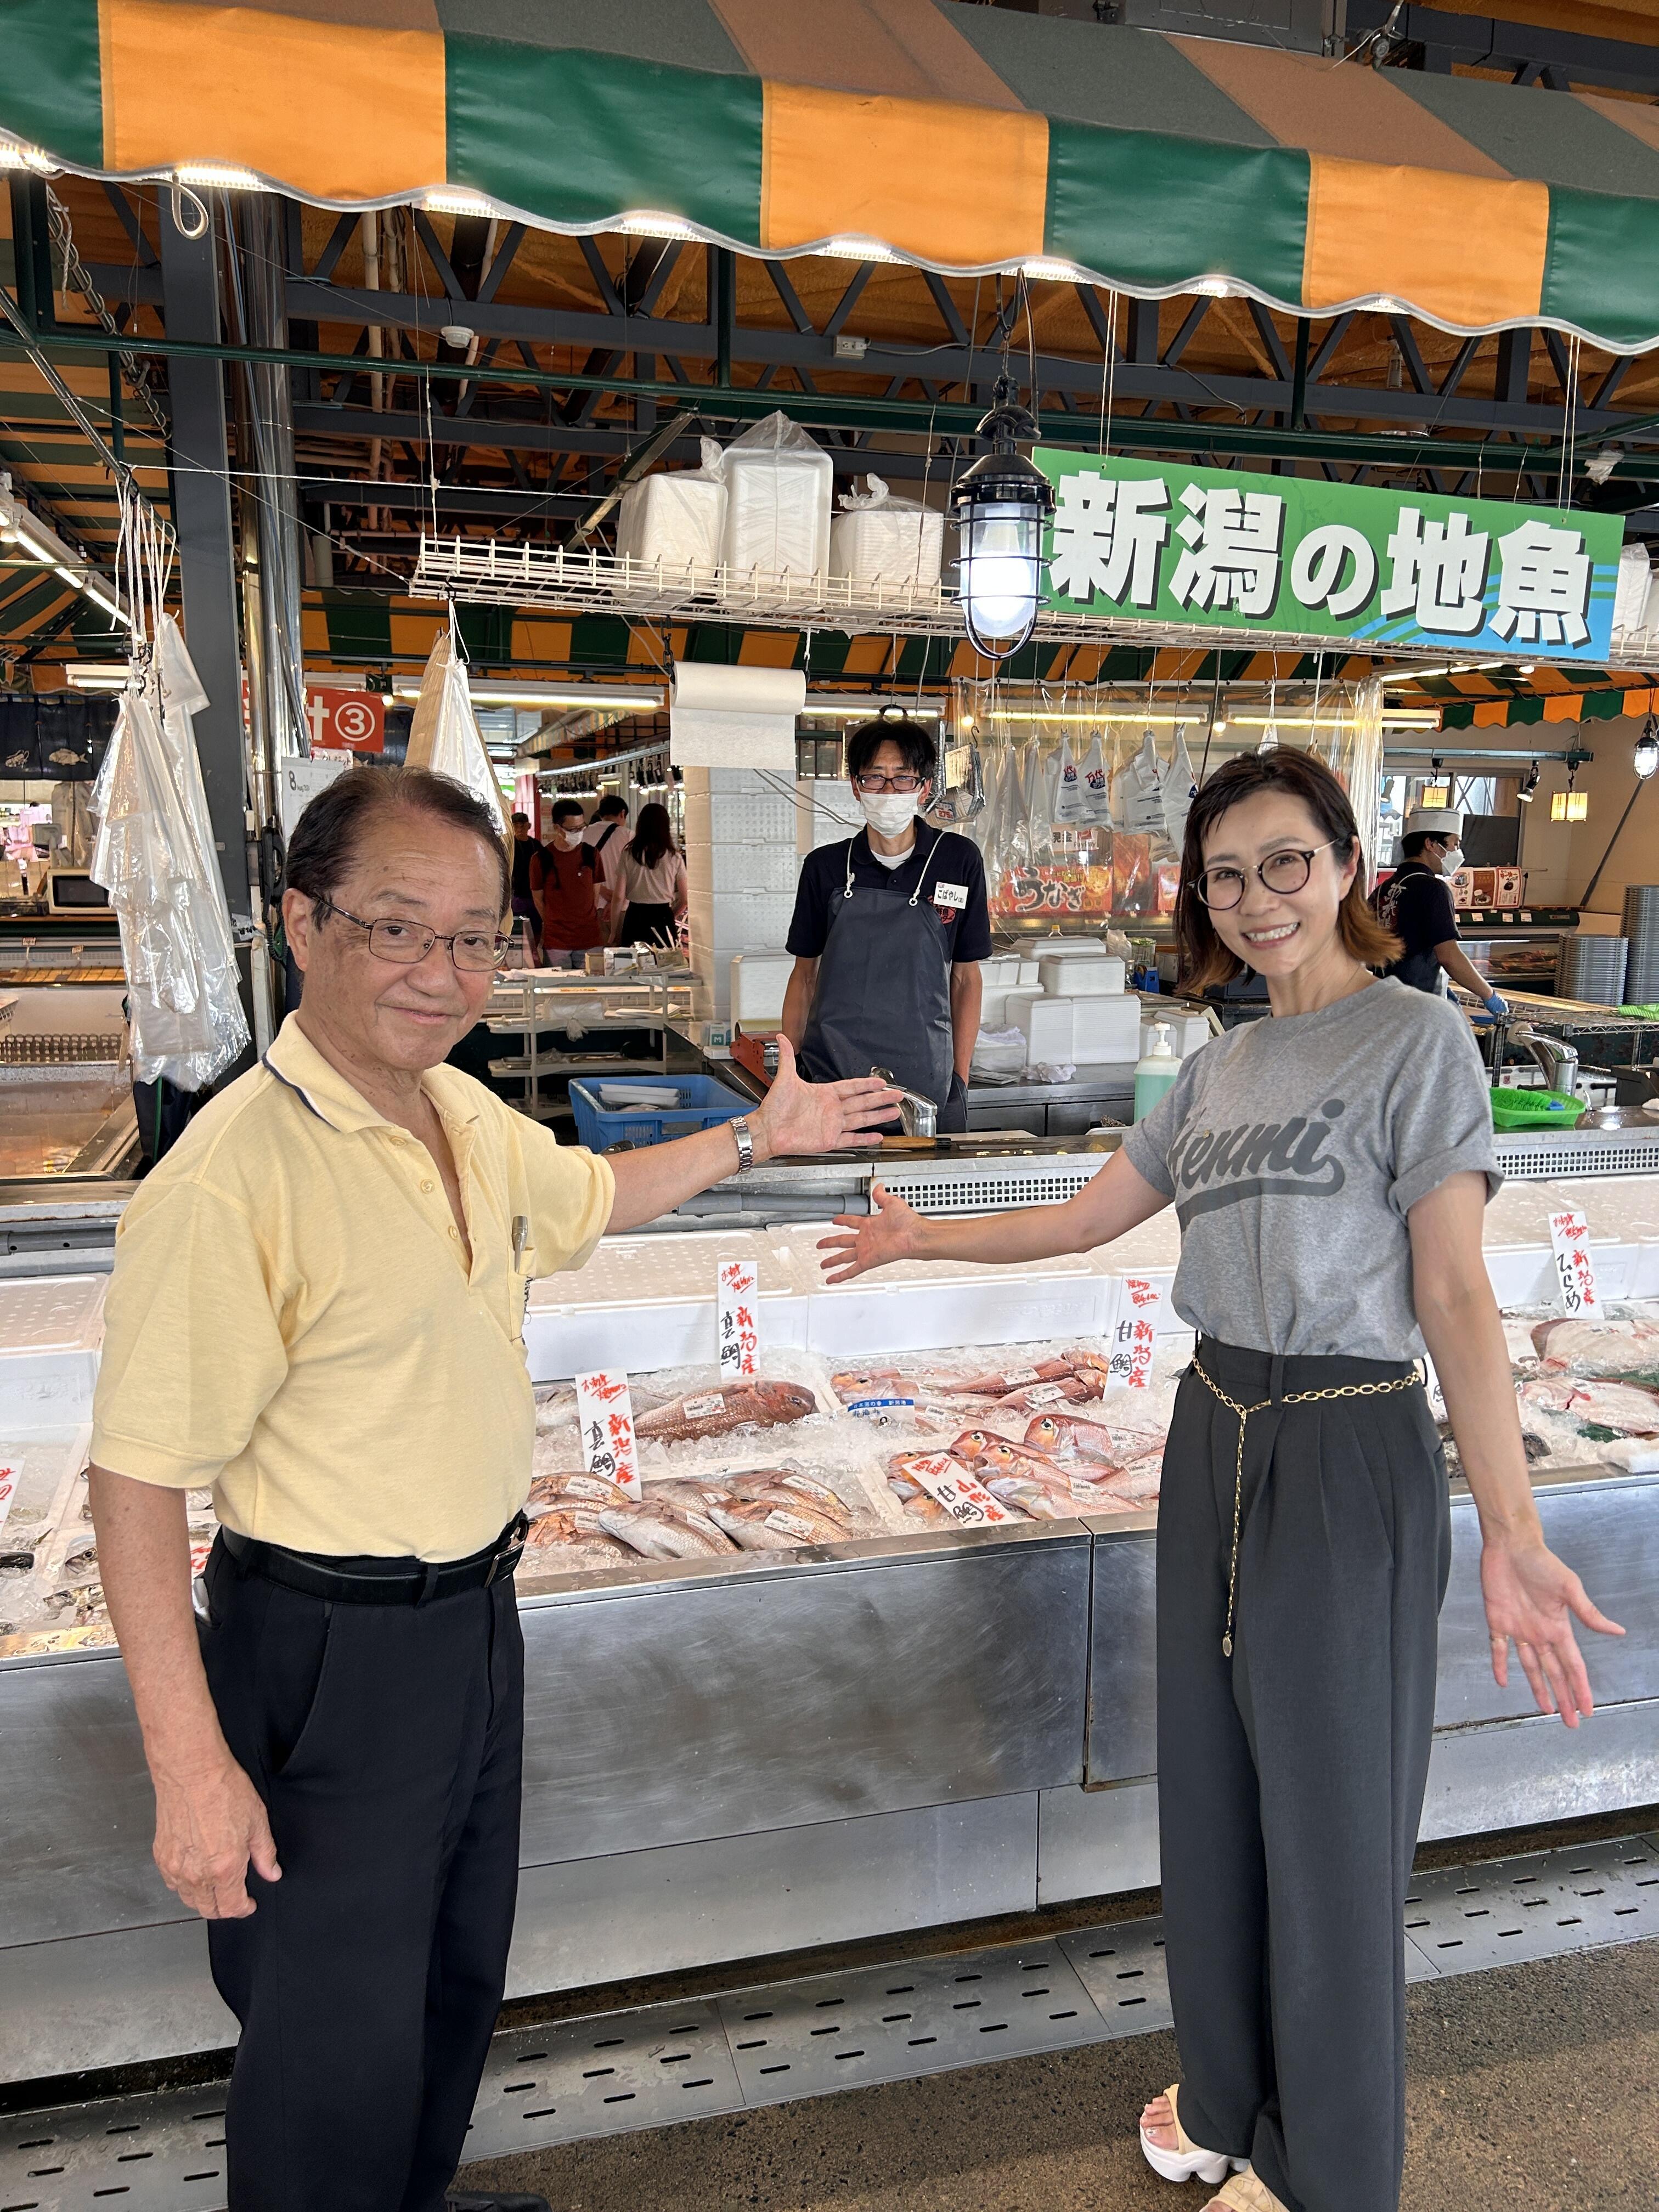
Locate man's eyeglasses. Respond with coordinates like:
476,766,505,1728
852,771,926,794
321,899,510,972
1196,841,1345,912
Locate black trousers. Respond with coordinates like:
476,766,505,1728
199,1540,524,2212
617,899,677,946
1156,1340,1451,2212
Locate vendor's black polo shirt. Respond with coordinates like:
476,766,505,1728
787,825,993,964
1375,859,1458,994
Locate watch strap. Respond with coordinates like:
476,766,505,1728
731,1116,754,1173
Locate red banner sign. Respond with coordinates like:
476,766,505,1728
308,687,385,754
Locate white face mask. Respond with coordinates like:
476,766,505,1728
859,791,921,839
1440,844,1464,877
557,827,584,849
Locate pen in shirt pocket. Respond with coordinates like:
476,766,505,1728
511,1215,530,1272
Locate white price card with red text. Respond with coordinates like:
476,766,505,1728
898,1453,1019,1528
0,1458,17,1534
575,1369,642,1498
1104,1274,1164,1390
717,1259,759,1378
1548,1209,1603,1319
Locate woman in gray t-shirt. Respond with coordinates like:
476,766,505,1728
819,749,1620,2212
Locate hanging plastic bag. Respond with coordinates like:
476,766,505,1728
405,626,509,840
830,473,946,591
90,616,250,1090
1078,733,1113,828
1163,724,1198,849
1114,731,1169,839
616,438,727,570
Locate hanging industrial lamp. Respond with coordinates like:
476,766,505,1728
952,374,1054,661
1636,718,1659,781
1517,760,1540,804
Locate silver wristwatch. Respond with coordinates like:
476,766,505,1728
731,1116,755,1174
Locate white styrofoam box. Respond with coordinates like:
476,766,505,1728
685,838,800,895
681,774,798,847
1006,992,1077,1061
1483,1242,1641,1308
828,499,944,591
524,1231,811,1381
720,429,833,582
1141,1012,1213,1059
1069,993,1143,1062
783,1226,1109,1357
980,990,1011,1031
980,955,1024,989
1039,956,1126,995
0,1276,106,1434
690,891,797,949
730,951,796,1024
614,467,726,569
1034,939,1110,960
970,1031,1027,1080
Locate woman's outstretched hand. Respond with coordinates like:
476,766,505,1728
1481,1535,1624,1728
817,1182,924,1283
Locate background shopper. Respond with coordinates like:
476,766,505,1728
817,749,1620,2212
87,766,899,2212
614,800,687,949
584,794,631,943
507,810,545,965
538,797,605,969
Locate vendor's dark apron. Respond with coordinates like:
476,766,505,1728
799,834,964,1130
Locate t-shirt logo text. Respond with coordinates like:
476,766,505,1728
1169,1099,1348,1217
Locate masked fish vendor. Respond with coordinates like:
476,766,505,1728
86,766,899,2212
782,717,990,1134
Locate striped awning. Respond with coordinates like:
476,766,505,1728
9,2,1659,349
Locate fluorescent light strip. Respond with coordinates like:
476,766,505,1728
616,211,702,242
820,235,902,264
422,188,494,217
391,681,664,710
175,163,264,192
1020,258,1084,283
1232,712,1441,729
66,669,130,690
0,139,57,174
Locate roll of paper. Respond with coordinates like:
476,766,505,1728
669,662,805,770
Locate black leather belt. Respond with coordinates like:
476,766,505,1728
217,1514,529,1607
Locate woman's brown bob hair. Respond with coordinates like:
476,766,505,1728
1173,748,1402,991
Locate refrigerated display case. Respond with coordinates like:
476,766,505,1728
1,1138,1656,2086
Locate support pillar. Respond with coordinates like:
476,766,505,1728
159,194,253,922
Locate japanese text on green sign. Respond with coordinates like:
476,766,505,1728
1036,450,1621,662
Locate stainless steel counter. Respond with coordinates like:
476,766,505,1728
3,1466,1654,2085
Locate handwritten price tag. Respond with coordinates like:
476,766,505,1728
1104,1275,1164,1390
0,1460,16,1533
717,1259,759,1378
899,1452,1019,1528
1548,1209,1602,1320
575,1369,642,1498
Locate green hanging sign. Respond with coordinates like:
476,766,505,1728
1036,449,1622,663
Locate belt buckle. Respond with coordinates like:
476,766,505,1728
487,1513,529,1585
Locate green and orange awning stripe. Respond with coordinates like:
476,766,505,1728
1440,685,1659,729
12,0,1659,347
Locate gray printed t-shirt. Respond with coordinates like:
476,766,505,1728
1122,978,1500,1361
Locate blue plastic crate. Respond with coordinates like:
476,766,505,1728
568,1074,752,1152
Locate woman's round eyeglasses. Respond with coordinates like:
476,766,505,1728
1197,840,1345,912
323,899,510,972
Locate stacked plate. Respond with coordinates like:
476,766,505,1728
1558,933,1629,1006
1622,885,1659,1002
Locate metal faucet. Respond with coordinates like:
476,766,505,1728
871,1066,939,1139
1506,1020,1580,1098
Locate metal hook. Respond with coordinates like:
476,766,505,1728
168,182,210,241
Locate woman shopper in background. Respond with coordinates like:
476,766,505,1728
816,748,1621,2212
616,802,687,949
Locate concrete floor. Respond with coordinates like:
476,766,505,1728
461,1939,1659,2211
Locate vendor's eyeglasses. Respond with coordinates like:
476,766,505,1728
1197,840,1345,911
321,899,510,971
853,771,925,793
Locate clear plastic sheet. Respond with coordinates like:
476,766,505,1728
89,615,250,1089
404,628,509,839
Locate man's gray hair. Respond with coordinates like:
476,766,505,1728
286,765,510,916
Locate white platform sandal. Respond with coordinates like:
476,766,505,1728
1139,2084,1251,2186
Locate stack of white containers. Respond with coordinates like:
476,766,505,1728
827,475,945,592
997,941,1142,1066
682,766,801,1023
613,439,728,569
720,413,834,583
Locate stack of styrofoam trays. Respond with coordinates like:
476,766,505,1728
1558,932,1629,1006
781,1225,1108,1357
0,1275,107,1435
524,1228,812,1382
1623,885,1659,1003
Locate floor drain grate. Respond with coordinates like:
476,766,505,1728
5,1833,1655,2204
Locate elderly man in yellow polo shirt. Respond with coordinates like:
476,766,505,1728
88,765,897,2212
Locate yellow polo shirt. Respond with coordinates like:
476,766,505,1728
91,1016,614,1560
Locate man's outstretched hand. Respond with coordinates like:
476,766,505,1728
751,1037,900,1159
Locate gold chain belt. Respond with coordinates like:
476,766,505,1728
1190,1358,1423,1658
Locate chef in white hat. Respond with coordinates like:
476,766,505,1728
1374,805,1506,1013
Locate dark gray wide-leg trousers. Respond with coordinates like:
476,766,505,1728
1156,1338,1452,2212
